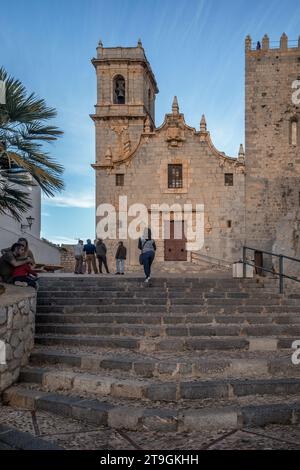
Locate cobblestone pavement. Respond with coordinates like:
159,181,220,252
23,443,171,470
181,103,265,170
0,405,300,450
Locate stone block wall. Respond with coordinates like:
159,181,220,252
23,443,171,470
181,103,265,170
0,286,36,392
245,34,300,256
60,245,75,273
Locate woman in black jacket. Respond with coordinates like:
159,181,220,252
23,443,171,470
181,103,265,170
115,241,127,275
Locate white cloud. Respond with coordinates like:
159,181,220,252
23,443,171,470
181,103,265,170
43,192,95,209
42,235,77,245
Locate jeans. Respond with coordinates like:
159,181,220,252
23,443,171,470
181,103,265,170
116,259,125,273
86,254,98,274
142,251,155,278
74,255,83,274
97,255,109,273
13,276,38,289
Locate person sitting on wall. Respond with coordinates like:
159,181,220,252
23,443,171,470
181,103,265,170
11,243,38,289
1,237,35,266
0,243,33,284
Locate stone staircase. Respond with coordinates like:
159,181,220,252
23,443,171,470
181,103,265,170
3,275,300,431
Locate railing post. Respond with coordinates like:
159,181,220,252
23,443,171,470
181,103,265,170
279,255,284,294
243,246,247,278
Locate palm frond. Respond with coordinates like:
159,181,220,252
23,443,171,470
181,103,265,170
0,67,65,218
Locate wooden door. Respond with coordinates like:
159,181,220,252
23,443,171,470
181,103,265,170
164,220,187,261
254,250,264,276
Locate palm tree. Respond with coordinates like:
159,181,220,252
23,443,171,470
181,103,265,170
0,67,64,221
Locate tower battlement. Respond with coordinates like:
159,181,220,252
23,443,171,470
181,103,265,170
245,33,300,53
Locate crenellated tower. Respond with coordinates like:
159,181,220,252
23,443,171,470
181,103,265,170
245,33,300,258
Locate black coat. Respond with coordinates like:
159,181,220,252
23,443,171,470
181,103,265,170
96,242,107,257
115,246,127,259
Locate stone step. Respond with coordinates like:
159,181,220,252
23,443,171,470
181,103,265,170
37,296,299,306
36,305,170,314
18,366,300,403
34,322,300,337
36,304,300,314
35,313,300,325
37,298,169,306
4,385,300,431
37,283,250,291
0,424,62,450
29,349,300,379
37,290,290,298
34,334,294,351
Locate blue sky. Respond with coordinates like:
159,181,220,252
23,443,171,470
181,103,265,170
1,0,300,244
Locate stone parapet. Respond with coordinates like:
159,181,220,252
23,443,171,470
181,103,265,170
0,285,36,392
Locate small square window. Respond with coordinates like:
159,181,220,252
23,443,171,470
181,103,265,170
225,173,233,186
116,174,124,186
168,164,183,189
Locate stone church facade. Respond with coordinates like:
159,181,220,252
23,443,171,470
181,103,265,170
91,34,300,269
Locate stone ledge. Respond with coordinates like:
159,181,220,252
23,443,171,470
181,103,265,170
0,284,36,308
0,286,36,392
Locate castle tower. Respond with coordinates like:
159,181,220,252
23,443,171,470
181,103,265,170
91,40,158,169
245,33,300,259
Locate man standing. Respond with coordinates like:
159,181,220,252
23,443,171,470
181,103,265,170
96,239,110,274
83,239,98,274
115,241,126,275
74,240,84,274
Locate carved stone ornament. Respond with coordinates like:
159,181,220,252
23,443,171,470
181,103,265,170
110,119,131,161
165,116,186,147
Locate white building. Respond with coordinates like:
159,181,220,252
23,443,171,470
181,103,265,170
0,180,61,264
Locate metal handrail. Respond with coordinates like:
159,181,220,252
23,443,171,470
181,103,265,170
242,246,300,293
191,252,231,268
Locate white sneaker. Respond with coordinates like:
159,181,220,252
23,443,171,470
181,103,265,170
14,281,28,287
144,277,149,283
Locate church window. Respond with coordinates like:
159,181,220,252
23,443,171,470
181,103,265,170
116,174,124,186
168,164,183,189
148,89,151,110
227,220,232,228
225,173,233,186
113,75,126,104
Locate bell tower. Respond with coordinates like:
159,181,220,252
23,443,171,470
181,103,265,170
91,39,159,166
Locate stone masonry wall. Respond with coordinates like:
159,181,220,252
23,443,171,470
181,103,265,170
95,111,245,266
0,286,36,392
245,34,300,259
60,245,76,273
92,43,245,267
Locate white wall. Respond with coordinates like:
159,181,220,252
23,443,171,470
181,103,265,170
0,180,61,264
0,226,61,264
